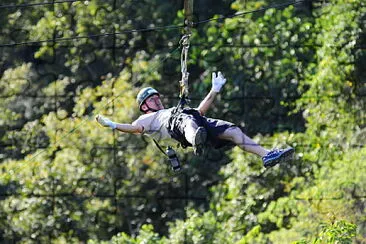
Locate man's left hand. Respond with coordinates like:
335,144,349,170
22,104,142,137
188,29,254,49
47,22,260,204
212,71,226,93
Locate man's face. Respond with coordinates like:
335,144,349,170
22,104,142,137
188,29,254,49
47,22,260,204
141,94,164,113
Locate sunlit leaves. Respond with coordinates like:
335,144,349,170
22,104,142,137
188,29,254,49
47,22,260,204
1,0,365,242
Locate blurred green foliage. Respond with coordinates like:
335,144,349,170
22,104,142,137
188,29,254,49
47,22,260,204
0,0,365,243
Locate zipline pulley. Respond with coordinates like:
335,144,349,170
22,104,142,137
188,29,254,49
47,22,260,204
152,0,194,172
178,0,194,102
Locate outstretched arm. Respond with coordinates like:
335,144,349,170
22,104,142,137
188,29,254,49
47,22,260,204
96,115,143,134
197,71,226,116
197,90,218,116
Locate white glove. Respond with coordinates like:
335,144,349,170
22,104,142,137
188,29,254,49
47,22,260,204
211,71,226,93
96,115,117,129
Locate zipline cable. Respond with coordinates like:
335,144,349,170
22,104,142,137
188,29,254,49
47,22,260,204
0,0,83,9
194,0,306,25
0,24,184,47
0,0,305,47
178,0,193,100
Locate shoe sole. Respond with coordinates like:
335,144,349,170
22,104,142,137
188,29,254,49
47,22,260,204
193,127,207,155
264,148,294,168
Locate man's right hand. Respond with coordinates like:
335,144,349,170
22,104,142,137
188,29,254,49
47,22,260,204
96,115,117,129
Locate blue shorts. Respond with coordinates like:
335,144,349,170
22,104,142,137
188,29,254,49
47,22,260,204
169,108,236,148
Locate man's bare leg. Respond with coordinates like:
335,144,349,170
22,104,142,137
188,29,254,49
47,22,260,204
217,127,269,157
184,120,198,145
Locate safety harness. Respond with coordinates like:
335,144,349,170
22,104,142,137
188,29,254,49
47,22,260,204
150,36,191,171
166,28,199,149
153,2,195,171
167,99,191,148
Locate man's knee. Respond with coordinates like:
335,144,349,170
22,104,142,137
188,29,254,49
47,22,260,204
231,127,244,142
220,126,243,142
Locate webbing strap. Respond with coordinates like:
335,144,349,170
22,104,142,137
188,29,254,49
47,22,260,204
179,34,191,99
153,139,167,156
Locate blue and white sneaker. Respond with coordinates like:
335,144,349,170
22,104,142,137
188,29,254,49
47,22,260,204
262,147,294,168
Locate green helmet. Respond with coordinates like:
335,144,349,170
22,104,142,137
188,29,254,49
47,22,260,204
136,87,160,111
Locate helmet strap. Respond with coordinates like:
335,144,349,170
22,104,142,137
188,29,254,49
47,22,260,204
141,102,160,113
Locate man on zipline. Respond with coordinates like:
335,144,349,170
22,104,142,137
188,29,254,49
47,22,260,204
96,72,294,168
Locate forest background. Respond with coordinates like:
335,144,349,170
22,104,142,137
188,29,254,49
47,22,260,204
0,0,365,243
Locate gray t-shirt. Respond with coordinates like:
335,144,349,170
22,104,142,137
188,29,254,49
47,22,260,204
132,108,174,141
